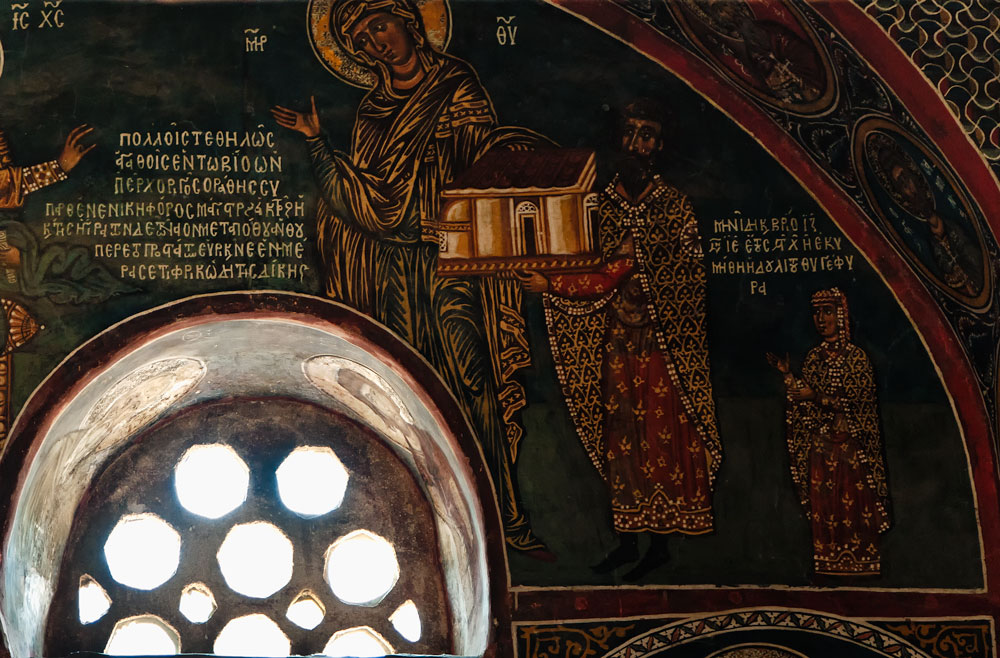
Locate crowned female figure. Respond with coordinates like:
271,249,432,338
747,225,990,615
768,288,890,576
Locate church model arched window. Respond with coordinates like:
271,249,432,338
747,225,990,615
514,201,540,256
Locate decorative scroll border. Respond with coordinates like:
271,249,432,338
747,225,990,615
517,613,994,658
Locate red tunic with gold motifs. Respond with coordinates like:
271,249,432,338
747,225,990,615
543,178,720,534
548,259,713,533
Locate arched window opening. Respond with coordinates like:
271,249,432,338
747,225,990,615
0,298,502,658
513,200,540,256
45,398,453,656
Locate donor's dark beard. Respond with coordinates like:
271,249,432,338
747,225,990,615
618,155,655,200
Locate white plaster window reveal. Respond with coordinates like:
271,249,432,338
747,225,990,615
174,444,250,519
390,599,422,642
213,614,290,657
104,514,182,590
276,446,349,518
286,590,326,630
324,529,399,606
104,615,181,656
322,626,394,658
216,521,294,598
2,312,492,658
77,575,111,624
178,583,216,624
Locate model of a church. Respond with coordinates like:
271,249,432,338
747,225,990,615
431,148,602,276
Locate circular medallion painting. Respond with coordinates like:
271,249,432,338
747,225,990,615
853,117,992,310
668,0,837,116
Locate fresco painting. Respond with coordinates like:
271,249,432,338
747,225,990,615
0,0,997,656
666,0,837,114
854,117,991,309
768,287,889,578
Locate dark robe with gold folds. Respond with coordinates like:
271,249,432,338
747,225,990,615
785,337,890,575
305,52,549,550
544,177,722,534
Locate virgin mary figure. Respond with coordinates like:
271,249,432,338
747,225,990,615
273,0,551,553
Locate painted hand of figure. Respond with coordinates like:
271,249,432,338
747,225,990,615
614,234,635,257
515,270,549,293
0,245,21,270
271,96,321,138
766,351,790,374
789,384,816,401
57,125,96,173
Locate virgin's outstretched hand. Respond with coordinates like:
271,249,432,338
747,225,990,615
271,96,321,138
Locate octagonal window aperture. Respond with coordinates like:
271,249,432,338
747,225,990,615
105,615,180,656
390,600,422,643
276,446,349,518
217,522,293,599
104,514,181,590
174,444,249,519
214,614,290,657
78,575,112,625
179,583,216,624
323,626,394,658
286,590,325,630
324,529,399,606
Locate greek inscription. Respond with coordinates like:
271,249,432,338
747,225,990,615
708,211,856,294
496,16,517,45
12,4,30,30
245,28,268,52
11,0,67,30
44,122,309,283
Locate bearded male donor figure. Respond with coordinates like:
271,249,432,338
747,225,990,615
522,100,721,580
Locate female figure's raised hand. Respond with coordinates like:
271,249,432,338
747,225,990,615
271,96,321,138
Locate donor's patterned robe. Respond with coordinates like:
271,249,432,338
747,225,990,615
544,176,721,534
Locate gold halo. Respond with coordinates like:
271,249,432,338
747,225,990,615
307,0,451,88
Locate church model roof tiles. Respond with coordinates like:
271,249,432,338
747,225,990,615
443,148,596,194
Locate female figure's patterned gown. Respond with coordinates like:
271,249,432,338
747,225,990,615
782,289,890,576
